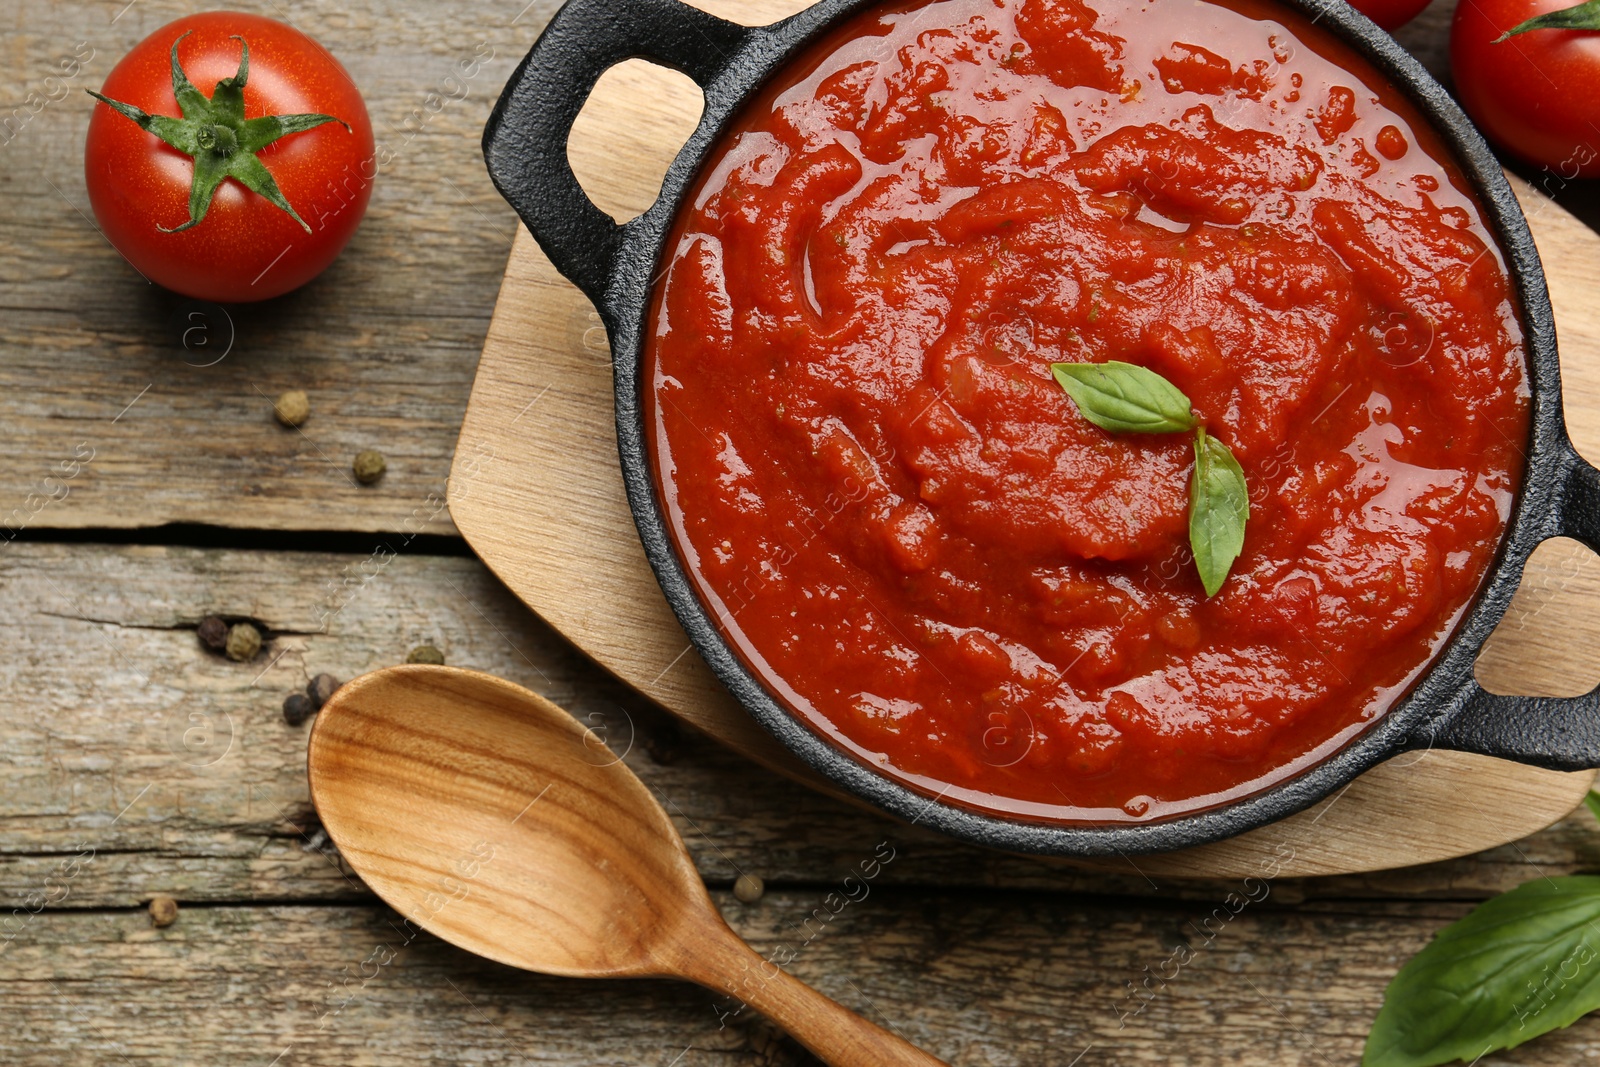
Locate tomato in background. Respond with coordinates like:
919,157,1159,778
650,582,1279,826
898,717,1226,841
85,12,375,302
1348,0,1435,32
1451,0,1600,176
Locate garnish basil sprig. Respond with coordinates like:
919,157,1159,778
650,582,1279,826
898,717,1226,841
1361,791,1600,1067
1189,426,1249,597
1051,360,1196,434
1051,361,1248,596
1364,874,1600,1066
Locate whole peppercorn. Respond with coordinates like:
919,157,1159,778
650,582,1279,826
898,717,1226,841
307,673,341,710
733,873,765,904
645,719,684,765
273,389,310,427
406,644,445,665
148,895,179,927
283,692,315,726
224,622,262,662
197,614,229,652
352,449,386,485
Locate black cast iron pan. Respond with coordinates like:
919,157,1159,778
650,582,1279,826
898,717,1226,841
482,0,1600,855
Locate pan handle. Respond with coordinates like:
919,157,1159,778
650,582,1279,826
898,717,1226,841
1412,443,1600,770
481,0,754,306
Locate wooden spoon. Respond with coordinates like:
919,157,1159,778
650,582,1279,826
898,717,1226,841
307,665,947,1067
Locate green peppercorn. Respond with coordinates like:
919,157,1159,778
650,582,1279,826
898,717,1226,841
197,614,228,652
283,692,315,726
307,673,341,710
225,622,262,662
273,389,310,427
352,449,386,485
406,644,445,665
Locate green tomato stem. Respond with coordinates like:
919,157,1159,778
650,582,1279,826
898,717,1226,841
1495,0,1600,42
86,31,349,233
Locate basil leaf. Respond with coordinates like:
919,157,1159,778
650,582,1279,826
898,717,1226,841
1051,363,1246,592
1587,789,1600,824
1364,876,1600,1067
1496,0,1600,40
1188,427,1248,597
1051,361,1195,435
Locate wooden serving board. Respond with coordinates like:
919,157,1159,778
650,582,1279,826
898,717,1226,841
451,0,1600,877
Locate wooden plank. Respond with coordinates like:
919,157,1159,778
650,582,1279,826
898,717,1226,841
1,541,1599,911
7,897,1600,1065
0,0,575,535
450,46,1600,876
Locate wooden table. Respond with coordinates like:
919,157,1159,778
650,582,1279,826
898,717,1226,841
5,1,1600,1063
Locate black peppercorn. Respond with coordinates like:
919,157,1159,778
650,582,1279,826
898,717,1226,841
283,692,315,726
645,719,684,765
307,673,341,710
197,614,228,651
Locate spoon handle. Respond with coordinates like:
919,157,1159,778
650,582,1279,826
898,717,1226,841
672,924,949,1067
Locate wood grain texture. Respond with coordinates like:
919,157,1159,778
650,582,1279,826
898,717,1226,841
4,540,1600,914
6,0,1600,1060
450,50,1600,877
0,0,572,535
5,0,1597,542
309,666,948,1066
9,897,1600,1066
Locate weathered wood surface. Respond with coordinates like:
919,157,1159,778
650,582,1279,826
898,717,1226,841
3,541,1600,915
0,0,570,535
306,668,950,1067
9,897,1600,1066
7,0,1600,1062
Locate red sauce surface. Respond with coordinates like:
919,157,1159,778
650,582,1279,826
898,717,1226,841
646,0,1529,822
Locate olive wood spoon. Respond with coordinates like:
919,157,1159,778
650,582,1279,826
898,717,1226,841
307,665,947,1067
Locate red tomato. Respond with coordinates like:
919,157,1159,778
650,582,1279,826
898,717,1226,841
1452,0,1600,176
1348,0,1434,32
85,12,375,302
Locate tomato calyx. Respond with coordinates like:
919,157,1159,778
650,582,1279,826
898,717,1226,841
1495,0,1600,40
86,32,350,234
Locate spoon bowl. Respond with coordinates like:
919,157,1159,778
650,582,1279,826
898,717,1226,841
307,666,947,1066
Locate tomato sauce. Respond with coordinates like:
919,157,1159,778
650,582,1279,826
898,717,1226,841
645,0,1529,822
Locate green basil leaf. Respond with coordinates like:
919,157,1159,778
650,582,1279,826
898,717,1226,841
1364,876,1600,1067
1495,0,1600,41
1587,789,1600,825
1051,361,1195,434
1188,427,1248,597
